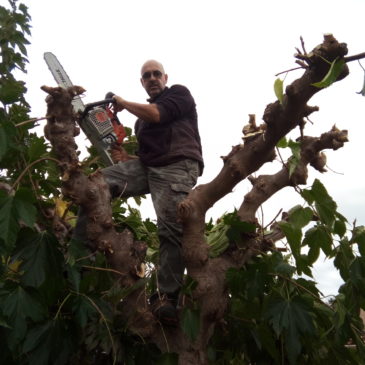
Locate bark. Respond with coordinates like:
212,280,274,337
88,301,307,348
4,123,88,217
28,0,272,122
42,34,352,364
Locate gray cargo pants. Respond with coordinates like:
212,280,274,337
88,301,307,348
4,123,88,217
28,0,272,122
73,158,199,296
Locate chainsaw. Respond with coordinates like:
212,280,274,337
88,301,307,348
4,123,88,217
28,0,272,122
44,52,126,166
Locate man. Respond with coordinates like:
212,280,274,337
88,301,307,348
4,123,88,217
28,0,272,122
75,60,203,325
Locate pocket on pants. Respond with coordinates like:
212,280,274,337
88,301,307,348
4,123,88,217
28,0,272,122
157,183,191,222
170,183,192,194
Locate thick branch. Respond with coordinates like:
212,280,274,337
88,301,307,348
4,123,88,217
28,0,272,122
41,85,155,337
237,126,348,223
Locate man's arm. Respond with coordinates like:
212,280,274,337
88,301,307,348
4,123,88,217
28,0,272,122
113,95,160,123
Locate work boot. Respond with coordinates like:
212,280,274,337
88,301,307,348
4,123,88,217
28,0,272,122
150,292,179,327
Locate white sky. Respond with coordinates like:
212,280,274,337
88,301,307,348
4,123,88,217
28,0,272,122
11,0,365,297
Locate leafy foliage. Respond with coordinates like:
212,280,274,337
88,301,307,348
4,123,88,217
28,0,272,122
1,2,365,364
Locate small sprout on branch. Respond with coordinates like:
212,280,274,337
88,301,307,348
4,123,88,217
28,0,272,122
274,78,284,104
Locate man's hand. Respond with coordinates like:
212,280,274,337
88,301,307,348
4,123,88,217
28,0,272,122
112,95,125,113
110,144,138,163
110,143,127,163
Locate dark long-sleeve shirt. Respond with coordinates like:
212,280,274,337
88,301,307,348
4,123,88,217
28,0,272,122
134,85,204,174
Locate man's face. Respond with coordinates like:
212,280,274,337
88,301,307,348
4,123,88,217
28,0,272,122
140,61,168,97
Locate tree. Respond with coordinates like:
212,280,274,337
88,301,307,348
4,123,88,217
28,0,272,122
1,1,365,364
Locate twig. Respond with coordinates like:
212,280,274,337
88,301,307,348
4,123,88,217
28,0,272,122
54,292,72,319
344,52,365,63
264,209,283,230
273,272,333,308
300,36,307,55
358,60,365,72
20,153,49,219
15,116,48,127
75,251,97,262
11,157,62,189
259,203,265,238
75,292,117,365
275,66,303,77
81,265,127,276
159,323,170,353
324,164,344,175
295,59,309,69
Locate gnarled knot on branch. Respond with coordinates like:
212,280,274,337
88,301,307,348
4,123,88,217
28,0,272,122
178,198,195,221
41,85,85,112
221,144,242,163
41,85,85,99
295,34,348,67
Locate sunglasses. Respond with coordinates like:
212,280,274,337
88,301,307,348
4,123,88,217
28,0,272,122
142,70,163,80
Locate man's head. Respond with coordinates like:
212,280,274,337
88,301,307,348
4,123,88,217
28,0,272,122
140,60,168,98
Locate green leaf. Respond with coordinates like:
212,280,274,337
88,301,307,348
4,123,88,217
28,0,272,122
303,225,333,256
287,140,301,177
312,58,345,88
1,286,45,345
288,140,300,158
334,238,355,281
278,221,302,258
71,295,97,328
311,179,337,227
266,295,315,364
23,321,52,353
14,188,37,227
334,219,347,238
296,255,313,277
156,353,178,365
301,189,314,205
180,276,198,297
28,135,48,161
288,205,313,229
23,319,74,365
66,264,81,293
351,225,365,256
181,307,200,342
16,232,63,287
274,78,284,104
296,278,321,298
0,78,26,104
273,261,296,277
0,192,20,252
223,211,256,245
0,188,37,253
276,136,288,148
349,257,365,290
206,222,230,258
0,313,11,329
307,243,320,265
0,125,8,161
66,238,90,266
256,324,280,363
226,267,246,296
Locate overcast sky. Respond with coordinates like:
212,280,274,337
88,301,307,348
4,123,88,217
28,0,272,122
14,0,365,297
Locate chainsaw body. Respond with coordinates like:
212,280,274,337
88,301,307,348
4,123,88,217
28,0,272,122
44,52,127,166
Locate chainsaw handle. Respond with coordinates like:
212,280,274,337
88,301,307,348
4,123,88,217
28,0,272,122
81,98,115,118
